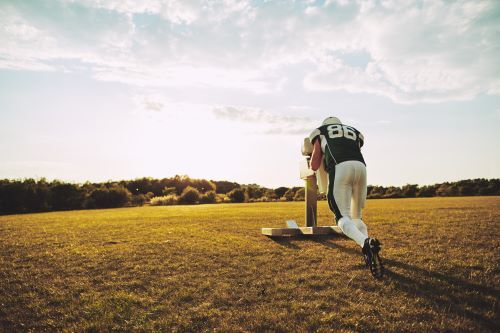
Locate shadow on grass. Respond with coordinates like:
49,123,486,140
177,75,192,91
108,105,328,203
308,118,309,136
267,237,301,249
279,237,499,332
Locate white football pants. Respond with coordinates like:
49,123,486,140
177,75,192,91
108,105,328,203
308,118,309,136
327,160,368,247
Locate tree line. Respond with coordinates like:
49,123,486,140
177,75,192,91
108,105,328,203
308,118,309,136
0,176,498,215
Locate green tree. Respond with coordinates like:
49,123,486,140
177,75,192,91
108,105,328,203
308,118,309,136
200,190,217,204
87,185,131,208
212,180,240,194
401,184,418,198
368,186,386,199
50,183,85,210
131,194,148,206
274,187,289,198
382,187,403,198
283,188,295,201
416,185,436,197
293,188,305,201
228,188,247,203
264,189,277,200
179,186,201,204
162,187,177,196
244,184,266,199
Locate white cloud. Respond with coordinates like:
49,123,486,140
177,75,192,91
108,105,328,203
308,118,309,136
0,0,498,103
67,0,161,14
0,57,54,71
132,93,210,117
324,0,351,7
213,105,269,123
213,105,312,124
159,0,202,25
305,6,320,16
133,94,165,112
213,105,315,135
298,0,500,103
303,59,484,104
93,64,280,93
304,61,396,98
66,0,255,25
0,8,58,71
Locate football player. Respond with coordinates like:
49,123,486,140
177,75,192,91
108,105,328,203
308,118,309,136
309,117,384,278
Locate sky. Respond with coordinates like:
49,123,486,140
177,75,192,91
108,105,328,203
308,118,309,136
0,0,499,188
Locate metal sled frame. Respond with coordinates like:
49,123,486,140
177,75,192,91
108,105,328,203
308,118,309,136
261,174,345,237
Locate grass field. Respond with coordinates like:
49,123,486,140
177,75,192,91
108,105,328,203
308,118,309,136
0,197,499,332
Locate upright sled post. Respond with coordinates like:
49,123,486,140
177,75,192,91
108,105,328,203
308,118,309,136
305,173,317,227
261,137,344,237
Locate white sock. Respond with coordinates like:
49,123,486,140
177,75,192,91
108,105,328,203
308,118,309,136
352,218,368,238
338,217,367,247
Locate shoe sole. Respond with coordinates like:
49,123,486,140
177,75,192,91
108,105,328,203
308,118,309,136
370,253,384,278
369,239,384,279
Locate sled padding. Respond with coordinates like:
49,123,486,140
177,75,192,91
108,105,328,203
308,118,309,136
261,226,344,237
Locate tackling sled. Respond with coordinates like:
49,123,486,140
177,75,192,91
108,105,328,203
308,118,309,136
261,137,345,238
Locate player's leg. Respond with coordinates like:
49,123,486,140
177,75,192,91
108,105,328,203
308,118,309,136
332,162,367,247
351,161,384,278
351,219,368,238
331,162,351,219
326,167,342,222
338,217,366,247
351,161,368,237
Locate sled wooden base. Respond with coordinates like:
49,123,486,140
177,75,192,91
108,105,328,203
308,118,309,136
261,226,344,237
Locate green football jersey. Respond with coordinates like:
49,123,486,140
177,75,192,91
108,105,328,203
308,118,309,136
309,124,365,171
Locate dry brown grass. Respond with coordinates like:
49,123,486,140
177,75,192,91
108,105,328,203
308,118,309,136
0,197,499,332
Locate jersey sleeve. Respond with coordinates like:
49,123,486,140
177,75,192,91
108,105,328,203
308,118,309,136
359,132,364,148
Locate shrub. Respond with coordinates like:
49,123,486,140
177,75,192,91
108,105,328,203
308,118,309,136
212,180,239,194
368,186,386,198
382,187,403,199
87,185,131,208
0,179,52,214
254,196,270,202
108,185,132,207
283,188,295,201
274,187,289,198
264,189,277,200
150,195,178,206
244,184,266,200
401,184,418,198
417,186,436,197
131,194,148,206
200,190,217,204
162,187,177,196
293,188,305,201
227,188,247,203
216,193,231,203
51,183,85,210
192,179,216,193
179,186,200,204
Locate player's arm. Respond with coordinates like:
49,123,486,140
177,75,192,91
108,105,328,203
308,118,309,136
310,138,323,171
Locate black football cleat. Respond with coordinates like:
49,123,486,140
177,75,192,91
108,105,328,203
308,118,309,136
362,238,385,279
